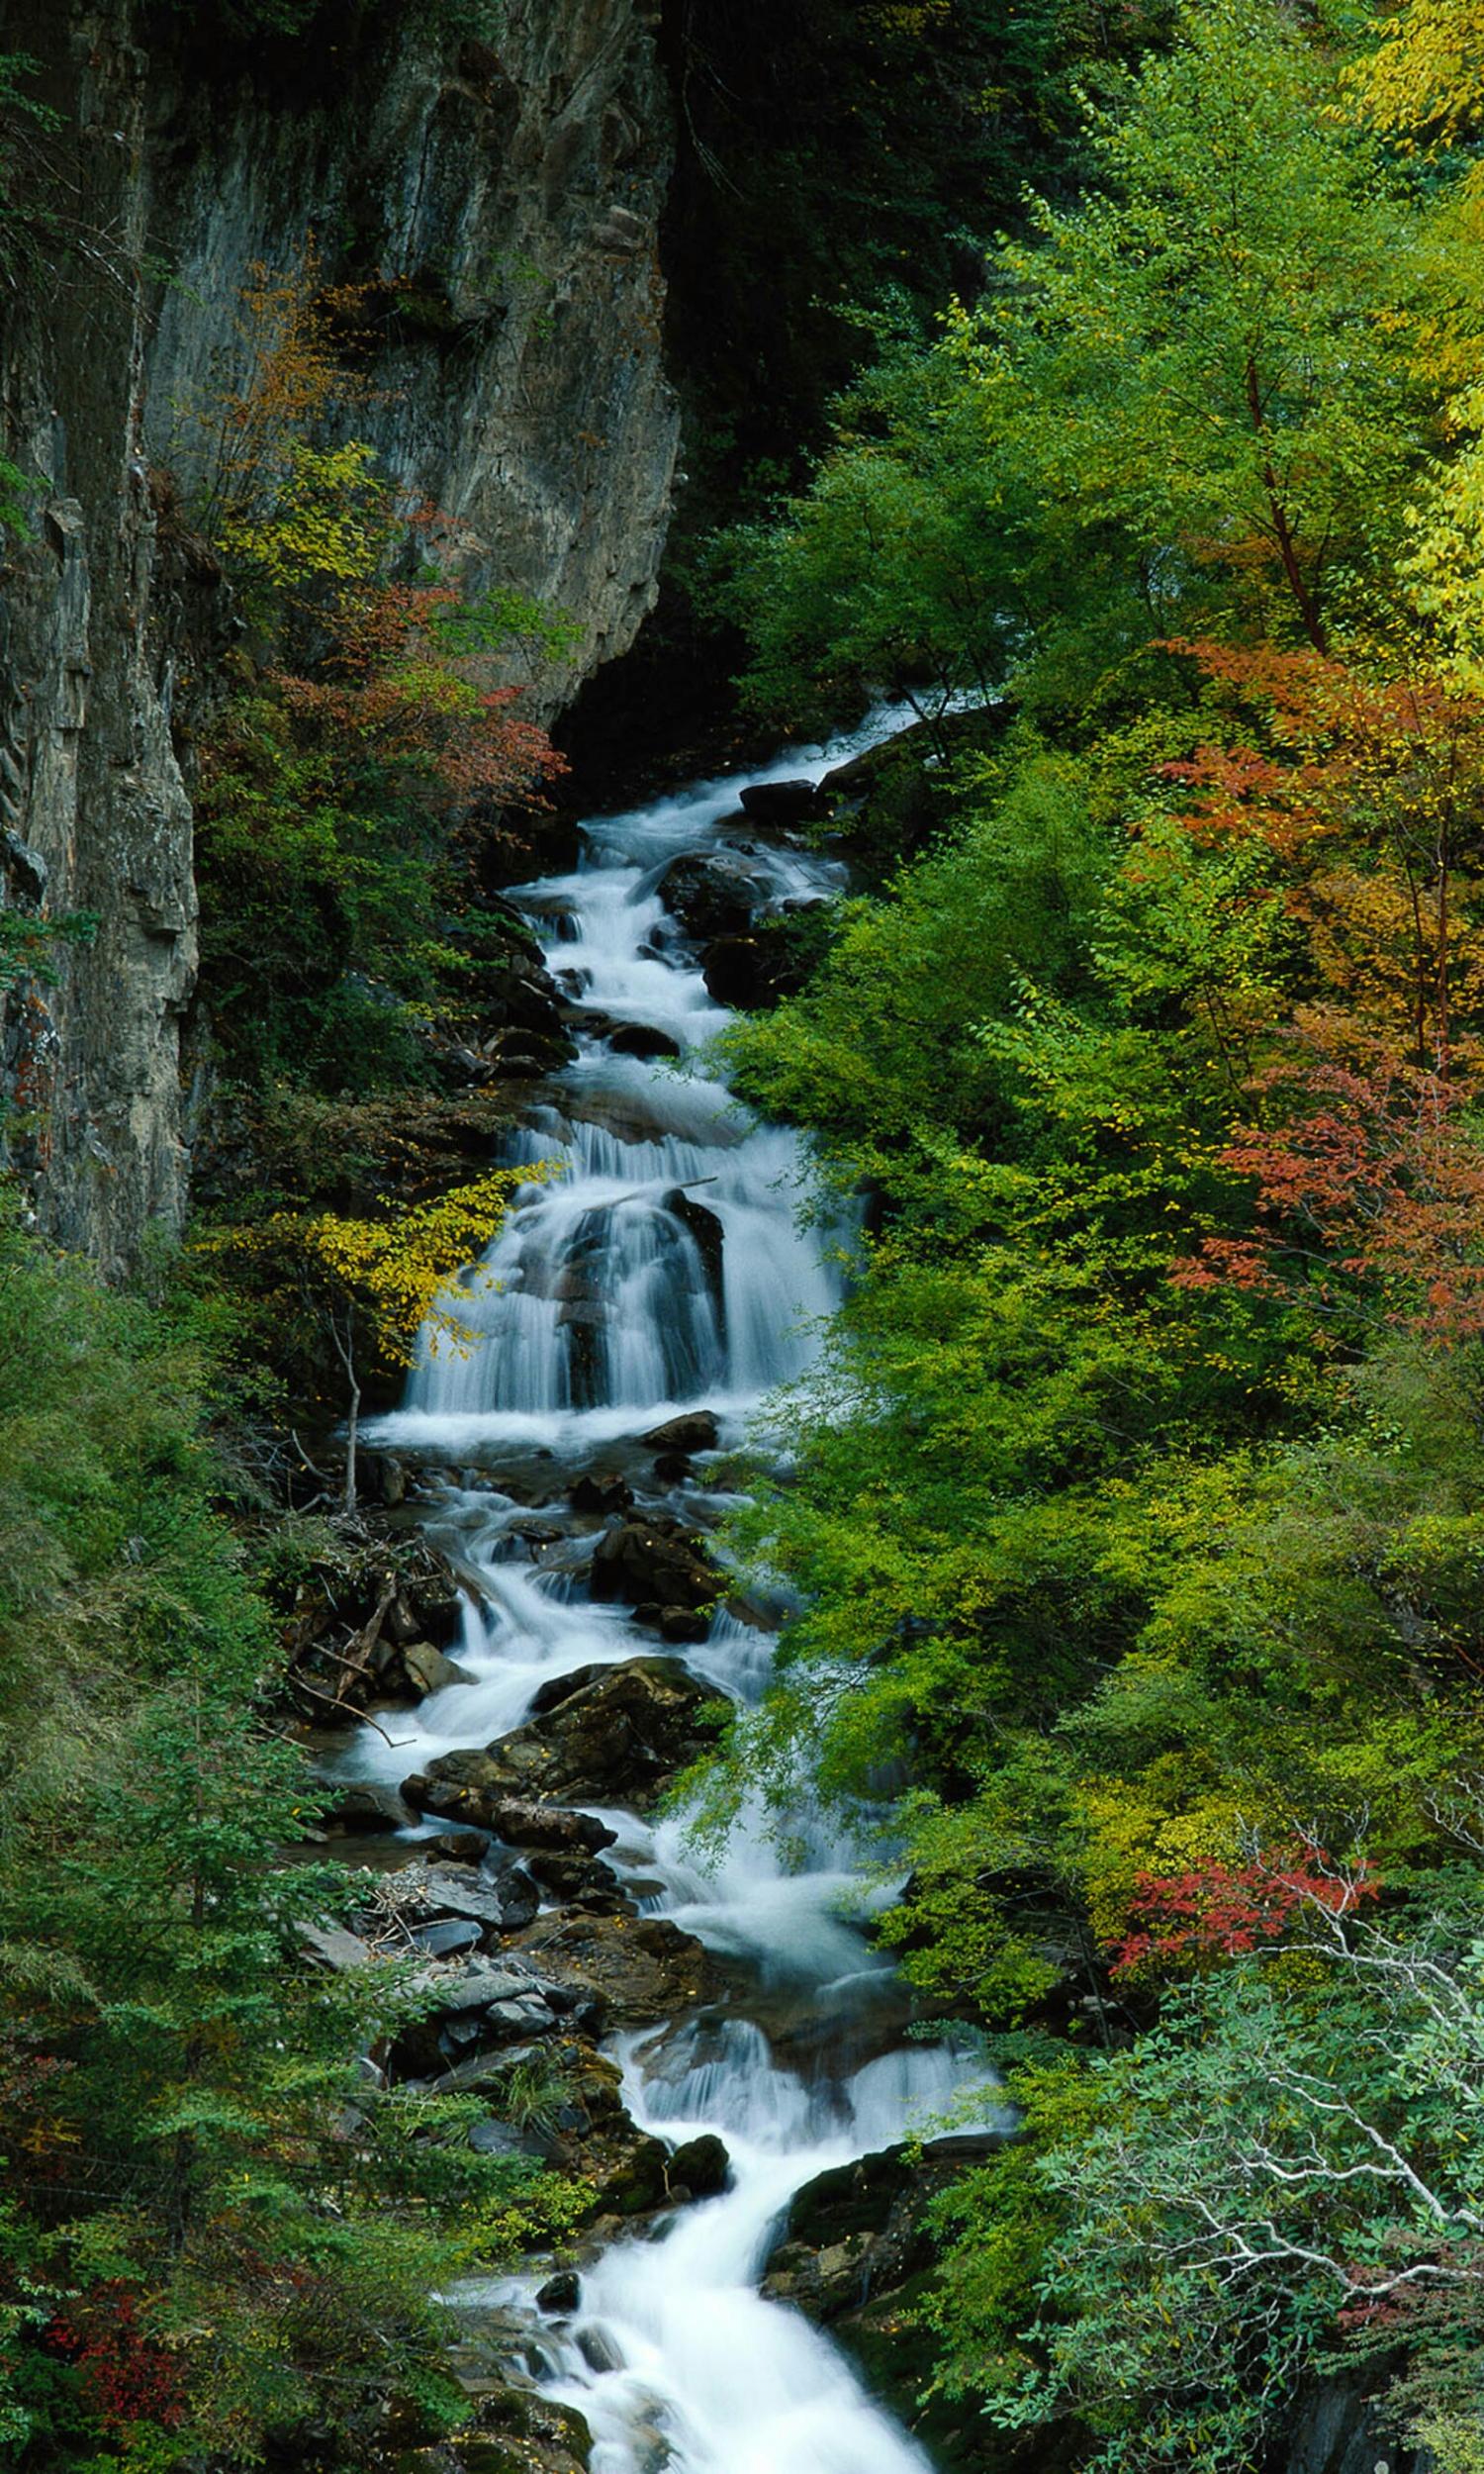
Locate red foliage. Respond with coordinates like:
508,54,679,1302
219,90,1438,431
1110,1846,1378,1977
46,2282,185,2431
1171,1015,1484,1340
278,582,565,807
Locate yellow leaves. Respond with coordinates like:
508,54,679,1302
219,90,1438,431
178,239,385,579
1347,0,1484,144
1403,392,1484,688
218,438,387,591
202,1165,554,1369
1075,1765,1247,1946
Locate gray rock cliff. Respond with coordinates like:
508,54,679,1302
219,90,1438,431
0,0,677,1270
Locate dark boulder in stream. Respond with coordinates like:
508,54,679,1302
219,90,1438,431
401,1780,620,1854
762,2141,1011,2471
412,1659,719,1813
590,1516,719,1615
657,849,765,939
701,923,820,1009
737,776,832,824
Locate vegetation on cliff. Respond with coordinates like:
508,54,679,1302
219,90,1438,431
710,2,1484,2466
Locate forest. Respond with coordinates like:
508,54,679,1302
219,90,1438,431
5,1,1484,2471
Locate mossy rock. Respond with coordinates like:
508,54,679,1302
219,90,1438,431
460,2380,592,2471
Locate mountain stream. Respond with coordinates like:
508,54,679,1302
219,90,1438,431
341,712,997,2474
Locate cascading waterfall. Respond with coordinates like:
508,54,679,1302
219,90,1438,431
351,706,1000,2474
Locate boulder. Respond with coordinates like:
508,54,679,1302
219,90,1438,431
401,1767,620,1847
657,850,763,940
737,776,830,825
438,1658,718,1810
456,2382,594,2474
478,1856,542,1934
526,1850,620,1902
360,1451,407,1506
640,1410,719,1457
299,1921,373,1972
397,1860,542,1938
590,1517,718,1615
317,1780,414,1835
410,1918,484,1958
608,1020,682,1060
508,1910,719,2029
419,1964,542,2015
535,2269,580,2316
759,2141,994,2470
657,1606,709,1646
701,925,815,1010
568,1472,633,1517
667,2132,730,2200
420,1826,491,1863
401,1641,474,1696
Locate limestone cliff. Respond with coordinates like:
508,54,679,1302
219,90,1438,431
0,0,677,1270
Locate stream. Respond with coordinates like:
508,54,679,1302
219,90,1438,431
340,711,997,2474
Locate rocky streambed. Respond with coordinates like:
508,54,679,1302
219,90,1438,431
300,713,1008,2474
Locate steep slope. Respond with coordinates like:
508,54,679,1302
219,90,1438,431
0,0,677,1270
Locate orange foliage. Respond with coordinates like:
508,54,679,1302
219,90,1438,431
277,581,564,806
1161,638,1484,1076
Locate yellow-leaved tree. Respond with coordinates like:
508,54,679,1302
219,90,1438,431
1348,0,1484,143
203,1166,551,1507
1345,7,1484,689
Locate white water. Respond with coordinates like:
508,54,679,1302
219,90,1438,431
351,708,999,2473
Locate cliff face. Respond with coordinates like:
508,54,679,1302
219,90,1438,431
0,0,677,1271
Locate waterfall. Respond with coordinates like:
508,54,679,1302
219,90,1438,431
349,705,999,2474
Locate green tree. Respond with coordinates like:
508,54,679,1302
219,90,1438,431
722,0,1445,722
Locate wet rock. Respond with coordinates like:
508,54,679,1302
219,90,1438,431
458,2381,594,2474
526,1850,621,1902
590,1517,718,1616
640,1410,719,1457
608,1020,682,1060
479,1856,543,1934
701,929,799,1010
759,2141,996,2467
403,1764,619,1844
421,1826,491,1863
568,1473,633,1517
577,2324,625,2373
535,2269,580,2316
317,1780,415,1835
737,776,831,824
488,1797,618,1856
668,1189,725,1328
657,1605,709,1646
410,1917,484,1957
666,2133,730,2200
657,850,762,939
509,1910,719,2028
763,2148,928,2315
299,1921,374,1972
401,1641,475,1696
451,1658,719,1809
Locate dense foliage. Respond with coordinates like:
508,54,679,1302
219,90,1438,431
710,3,1484,2465
0,1211,560,2468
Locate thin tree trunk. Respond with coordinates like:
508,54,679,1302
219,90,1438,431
328,1303,360,1513
1245,355,1328,655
